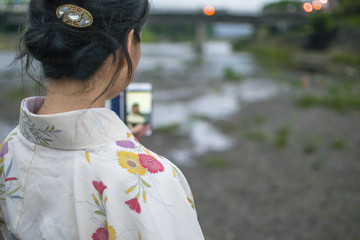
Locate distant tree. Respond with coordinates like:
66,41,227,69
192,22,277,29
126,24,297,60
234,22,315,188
262,0,302,13
304,13,336,50
337,0,360,15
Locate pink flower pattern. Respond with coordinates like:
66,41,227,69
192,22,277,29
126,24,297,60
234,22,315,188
92,181,107,195
125,198,141,214
139,154,164,174
92,227,108,240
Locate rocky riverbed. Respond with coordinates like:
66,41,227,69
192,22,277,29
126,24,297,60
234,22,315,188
1,41,360,239
143,88,360,239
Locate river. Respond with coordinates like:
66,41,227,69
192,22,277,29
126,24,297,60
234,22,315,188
0,41,285,164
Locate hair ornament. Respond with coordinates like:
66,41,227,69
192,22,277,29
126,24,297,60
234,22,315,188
56,4,93,28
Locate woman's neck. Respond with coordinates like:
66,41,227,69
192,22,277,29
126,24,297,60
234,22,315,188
36,78,106,115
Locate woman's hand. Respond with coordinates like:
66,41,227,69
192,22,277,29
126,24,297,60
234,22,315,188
130,124,150,139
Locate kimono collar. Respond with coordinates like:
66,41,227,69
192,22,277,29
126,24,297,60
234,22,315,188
19,97,131,150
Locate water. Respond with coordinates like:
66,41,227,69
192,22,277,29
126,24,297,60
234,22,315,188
0,51,17,72
0,41,285,165
213,23,254,39
137,42,256,84
137,41,284,165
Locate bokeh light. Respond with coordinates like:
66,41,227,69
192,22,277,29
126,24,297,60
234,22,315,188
313,1,322,10
303,2,314,13
319,0,328,4
203,5,215,16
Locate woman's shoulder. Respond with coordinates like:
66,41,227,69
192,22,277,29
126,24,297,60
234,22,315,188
82,138,198,215
83,138,187,189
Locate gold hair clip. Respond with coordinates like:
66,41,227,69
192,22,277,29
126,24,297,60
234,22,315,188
56,4,93,28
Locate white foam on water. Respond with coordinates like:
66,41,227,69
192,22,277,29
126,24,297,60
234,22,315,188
236,79,282,102
169,149,194,167
189,91,239,121
153,102,189,128
154,90,239,128
190,120,234,155
153,79,282,129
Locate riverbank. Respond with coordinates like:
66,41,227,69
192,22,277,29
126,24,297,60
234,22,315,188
1,41,359,239
143,79,360,239
134,40,360,238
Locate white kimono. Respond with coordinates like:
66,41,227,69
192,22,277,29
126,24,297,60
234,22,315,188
0,97,204,240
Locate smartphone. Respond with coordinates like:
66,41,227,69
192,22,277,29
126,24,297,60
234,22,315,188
107,83,153,136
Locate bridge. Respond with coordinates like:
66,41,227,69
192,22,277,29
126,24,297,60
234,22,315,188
1,9,306,52
147,10,306,52
148,10,305,26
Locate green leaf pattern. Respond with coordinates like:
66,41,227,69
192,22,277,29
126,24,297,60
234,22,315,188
20,110,62,147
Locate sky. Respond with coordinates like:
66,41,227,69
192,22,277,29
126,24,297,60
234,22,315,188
151,0,277,13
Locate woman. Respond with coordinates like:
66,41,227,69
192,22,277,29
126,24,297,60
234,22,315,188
0,0,204,239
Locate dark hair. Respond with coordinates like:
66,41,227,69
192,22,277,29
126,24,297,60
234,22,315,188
132,103,139,108
17,0,150,98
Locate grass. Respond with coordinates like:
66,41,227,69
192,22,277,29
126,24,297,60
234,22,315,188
273,127,291,148
311,158,327,171
253,115,266,125
231,38,254,52
0,33,20,51
241,116,267,127
5,86,27,100
246,45,293,68
329,212,342,221
296,85,360,111
140,28,158,43
330,139,346,150
205,156,229,168
232,38,294,69
336,15,360,28
303,142,319,155
223,68,243,82
332,53,360,66
154,123,180,134
191,115,211,121
244,131,267,142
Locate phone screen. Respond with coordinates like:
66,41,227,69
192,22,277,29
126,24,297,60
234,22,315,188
126,83,153,136
107,83,153,136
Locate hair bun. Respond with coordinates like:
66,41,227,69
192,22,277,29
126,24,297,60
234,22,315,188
18,0,150,81
24,27,72,65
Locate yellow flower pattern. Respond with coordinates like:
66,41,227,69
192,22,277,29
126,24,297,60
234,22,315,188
0,139,5,164
118,151,146,175
85,151,90,163
0,139,5,149
108,225,117,240
2,97,204,239
187,197,195,209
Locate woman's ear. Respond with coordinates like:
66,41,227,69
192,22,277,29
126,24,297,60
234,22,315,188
119,29,136,68
126,28,141,70
127,29,136,55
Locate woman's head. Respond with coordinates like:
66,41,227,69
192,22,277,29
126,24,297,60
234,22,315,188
19,0,150,98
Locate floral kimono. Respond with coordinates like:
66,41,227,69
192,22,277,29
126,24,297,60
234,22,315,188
0,97,204,240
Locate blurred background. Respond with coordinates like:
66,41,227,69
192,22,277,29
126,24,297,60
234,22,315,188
0,0,360,239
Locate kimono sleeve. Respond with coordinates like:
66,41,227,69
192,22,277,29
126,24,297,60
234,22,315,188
100,160,204,240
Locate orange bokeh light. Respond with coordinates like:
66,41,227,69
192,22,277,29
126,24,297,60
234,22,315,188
319,0,328,4
313,0,322,10
303,2,313,13
203,5,215,16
